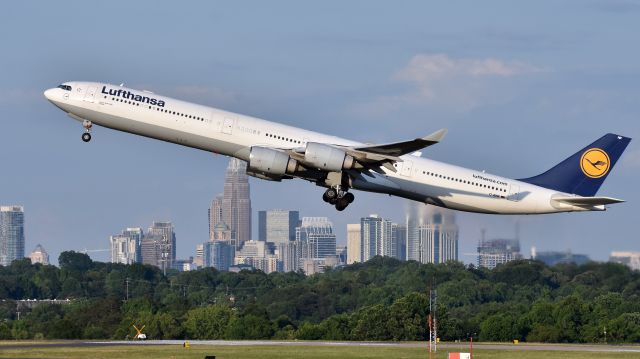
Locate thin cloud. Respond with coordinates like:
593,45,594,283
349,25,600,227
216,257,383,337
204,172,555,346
352,53,543,116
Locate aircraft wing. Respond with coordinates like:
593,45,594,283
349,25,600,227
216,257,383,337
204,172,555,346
552,196,625,206
288,128,447,174
352,128,447,157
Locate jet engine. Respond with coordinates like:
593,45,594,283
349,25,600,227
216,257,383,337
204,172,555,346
248,146,299,176
304,142,357,172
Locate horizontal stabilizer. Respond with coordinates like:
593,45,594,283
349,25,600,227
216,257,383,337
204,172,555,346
553,196,625,206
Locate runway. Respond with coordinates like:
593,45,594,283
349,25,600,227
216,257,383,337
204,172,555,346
2,340,639,353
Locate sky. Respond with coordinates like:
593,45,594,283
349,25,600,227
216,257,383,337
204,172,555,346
1,1,638,264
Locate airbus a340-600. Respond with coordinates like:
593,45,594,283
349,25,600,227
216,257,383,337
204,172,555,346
44,82,631,213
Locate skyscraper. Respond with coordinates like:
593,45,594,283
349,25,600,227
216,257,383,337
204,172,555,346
296,217,336,259
210,158,251,249
393,224,407,261
110,227,143,265
141,221,176,271
0,206,25,266
260,209,299,244
347,224,361,264
29,244,49,265
208,194,224,240
406,202,458,264
360,215,395,261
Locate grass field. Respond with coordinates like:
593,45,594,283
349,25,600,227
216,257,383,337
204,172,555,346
0,344,639,359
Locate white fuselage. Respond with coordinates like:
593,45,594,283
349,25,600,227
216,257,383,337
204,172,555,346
44,81,592,214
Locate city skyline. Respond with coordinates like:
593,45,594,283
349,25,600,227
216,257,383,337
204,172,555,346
1,2,638,266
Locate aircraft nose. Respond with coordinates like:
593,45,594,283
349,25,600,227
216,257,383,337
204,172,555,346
43,88,55,101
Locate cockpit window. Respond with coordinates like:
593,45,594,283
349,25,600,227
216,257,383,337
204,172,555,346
57,84,72,91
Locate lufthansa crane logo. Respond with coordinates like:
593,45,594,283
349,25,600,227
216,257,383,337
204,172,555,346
580,148,610,178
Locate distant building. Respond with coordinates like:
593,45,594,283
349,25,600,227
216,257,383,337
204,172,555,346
477,234,522,269
347,224,361,264
259,209,299,244
174,258,197,271
233,240,280,273
531,247,590,266
296,217,336,259
302,258,324,275
336,246,347,265
208,194,224,240
276,241,311,272
204,240,235,271
360,215,398,261
211,221,233,242
224,159,252,248
193,244,204,267
610,251,640,271
29,244,49,265
0,206,25,266
141,221,176,271
393,224,407,261
406,202,458,264
109,227,143,265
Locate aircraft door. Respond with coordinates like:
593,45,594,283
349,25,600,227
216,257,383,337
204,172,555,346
400,160,413,177
222,118,234,134
508,184,520,201
84,86,97,103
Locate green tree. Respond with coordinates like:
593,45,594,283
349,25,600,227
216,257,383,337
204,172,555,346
183,304,233,339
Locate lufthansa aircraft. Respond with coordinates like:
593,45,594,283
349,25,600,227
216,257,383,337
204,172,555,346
44,82,631,214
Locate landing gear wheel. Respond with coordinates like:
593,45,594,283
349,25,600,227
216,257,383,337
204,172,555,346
344,192,355,203
325,188,338,200
81,132,92,142
335,197,349,211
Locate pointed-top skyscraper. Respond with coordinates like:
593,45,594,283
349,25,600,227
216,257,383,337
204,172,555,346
210,158,251,249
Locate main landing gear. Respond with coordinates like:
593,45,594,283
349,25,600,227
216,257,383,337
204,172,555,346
81,120,92,142
322,186,355,211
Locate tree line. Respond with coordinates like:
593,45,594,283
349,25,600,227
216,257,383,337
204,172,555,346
1,251,639,342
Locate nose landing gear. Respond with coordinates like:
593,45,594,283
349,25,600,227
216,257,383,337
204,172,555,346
81,120,92,142
322,186,355,211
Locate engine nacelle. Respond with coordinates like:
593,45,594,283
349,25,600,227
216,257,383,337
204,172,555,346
248,146,299,176
304,142,356,172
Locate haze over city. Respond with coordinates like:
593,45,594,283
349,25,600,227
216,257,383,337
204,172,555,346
1,1,638,265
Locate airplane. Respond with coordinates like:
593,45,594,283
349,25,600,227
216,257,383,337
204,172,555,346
44,81,631,214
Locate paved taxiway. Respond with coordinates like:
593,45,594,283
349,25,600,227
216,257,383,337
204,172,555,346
2,340,639,353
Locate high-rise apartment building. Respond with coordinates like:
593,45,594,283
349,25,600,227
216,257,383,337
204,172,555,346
393,224,407,261
0,206,25,266
360,215,396,261
109,227,143,264
259,210,299,244
29,244,49,265
406,202,458,264
347,224,361,264
110,235,138,265
209,158,251,249
296,217,336,259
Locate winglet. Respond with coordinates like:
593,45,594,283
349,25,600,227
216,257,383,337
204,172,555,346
422,128,447,143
